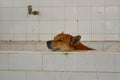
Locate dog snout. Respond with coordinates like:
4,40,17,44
47,40,53,49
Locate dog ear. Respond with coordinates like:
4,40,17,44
71,35,81,46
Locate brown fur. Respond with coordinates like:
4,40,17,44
47,32,94,51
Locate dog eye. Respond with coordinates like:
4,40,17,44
58,39,63,42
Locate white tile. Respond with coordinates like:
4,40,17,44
52,7,64,20
97,73,120,80
2,21,14,34
52,0,64,6
92,34,105,41
78,54,96,71
78,73,96,80
95,54,115,72
26,21,39,34
0,54,8,69
2,34,14,41
92,0,104,6
105,6,119,19
14,0,26,7
106,34,119,41
39,34,51,41
2,8,14,20
89,42,104,50
92,21,105,34
39,7,51,20
0,8,1,20
78,0,91,6
0,71,26,80
26,0,39,7
92,7,105,20
79,21,91,34
9,54,42,70
14,21,26,34
43,54,78,71
80,34,92,41
106,21,120,34
15,34,26,41
65,21,77,33
27,72,61,80
61,72,96,80
1,0,14,7
78,7,91,19
65,0,77,6
39,21,51,33
26,34,38,41
105,0,118,6
65,7,77,20
39,0,51,6
115,55,120,72
14,8,26,20
52,21,64,33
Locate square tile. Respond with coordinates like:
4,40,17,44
95,54,115,72
106,21,120,34
78,0,91,6
52,21,64,33
106,34,119,41
92,0,104,6
14,8,26,20
65,7,77,20
27,72,61,80
2,21,14,34
39,7,51,20
78,54,96,71
39,34,52,41
65,21,77,33
15,34,26,41
92,21,105,34
2,8,14,20
97,73,120,80
43,54,78,71
9,54,42,70
105,0,118,6
1,0,14,7
115,55,120,72
65,0,77,6
26,34,38,41
105,6,119,19
14,0,26,7
92,34,105,41
0,71,26,80
26,21,39,34
14,21,26,34
0,54,8,69
39,21,51,33
52,7,64,20
79,21,91,34
39,0,51,6
52,0,64,6
26,0,39,7
92,7,105,20
78,7,91,20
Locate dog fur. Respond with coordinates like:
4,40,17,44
47,32,94,51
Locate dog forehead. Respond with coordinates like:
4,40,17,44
54,33,73,40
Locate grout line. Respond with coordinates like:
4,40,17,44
0,69,120,73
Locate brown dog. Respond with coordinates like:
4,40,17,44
47,32,94,51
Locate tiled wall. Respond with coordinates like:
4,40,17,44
0,0,120,41
0,53,120,80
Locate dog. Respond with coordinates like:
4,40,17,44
47,32,94,51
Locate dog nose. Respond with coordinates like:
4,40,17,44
47,41,52,49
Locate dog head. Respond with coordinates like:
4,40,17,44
47,32,81,51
